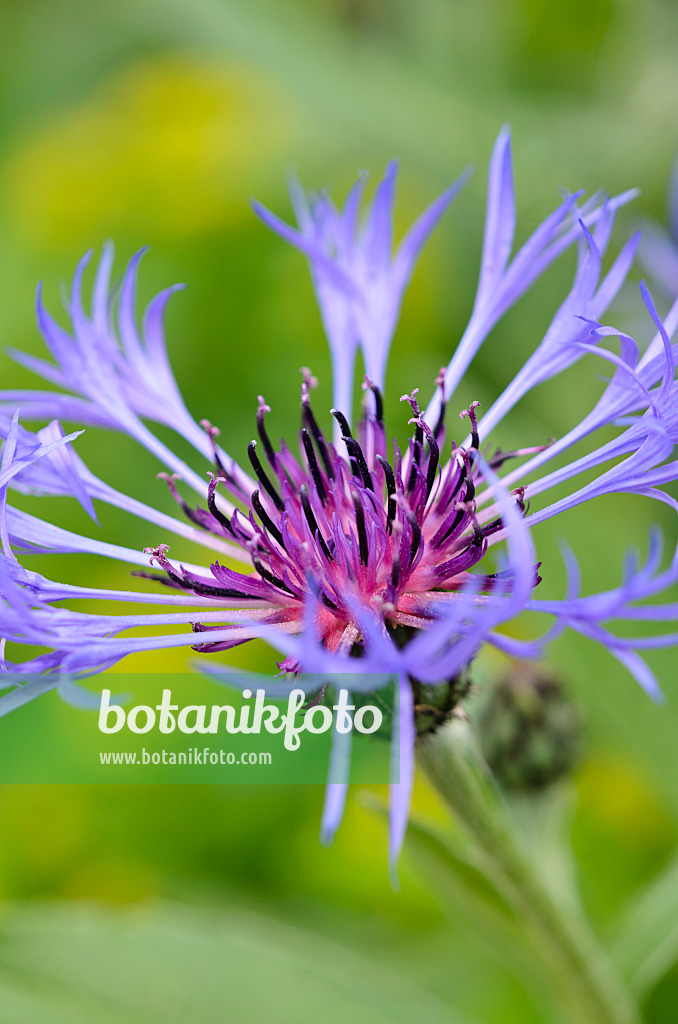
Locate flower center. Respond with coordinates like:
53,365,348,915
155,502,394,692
141,371,534,656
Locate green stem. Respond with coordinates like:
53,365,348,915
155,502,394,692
417,720,641,1024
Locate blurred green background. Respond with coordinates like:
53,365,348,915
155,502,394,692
1,0,678,1021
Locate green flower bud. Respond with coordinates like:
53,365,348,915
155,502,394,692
477,663,583,791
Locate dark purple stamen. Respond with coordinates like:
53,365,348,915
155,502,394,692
418,419,439,499
480,516,504,539
256,396,277,467
433,507,465,549
401,390,424,495
376,455,397,532
179,567,258,599
330,408,353,438
192,581,261,600
251,554,294,594
461,401,481,452
352,493,369,566
207,475,234,535
146,552,193,593
364,379,384,424
487,448,512,470
301,428,328,503
248,440,285,512
406,423,424,495
513,487,528,515
391,544,401,588
302,401,334,479
131,570,183,590
342,436,374,491
404,508,422,566
331,409,360,476
471,520,484,547
300,485,333,562
251,488,285,548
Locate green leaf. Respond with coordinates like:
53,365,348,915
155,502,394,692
0,900,468,1024
611,851,678,999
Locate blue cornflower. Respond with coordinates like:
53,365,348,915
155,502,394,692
1,129,677,866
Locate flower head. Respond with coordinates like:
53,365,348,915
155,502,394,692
1,129,677,868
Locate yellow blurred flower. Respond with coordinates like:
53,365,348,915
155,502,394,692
578,757,676,854
3,54,297,247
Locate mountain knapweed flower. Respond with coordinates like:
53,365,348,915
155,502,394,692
1,129,678,867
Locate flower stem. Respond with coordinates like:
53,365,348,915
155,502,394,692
417,720,641,1024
